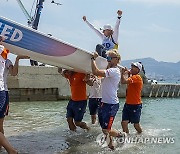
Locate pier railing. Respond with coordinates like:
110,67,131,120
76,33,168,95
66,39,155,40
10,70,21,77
144,83,180,98
118,83,180,98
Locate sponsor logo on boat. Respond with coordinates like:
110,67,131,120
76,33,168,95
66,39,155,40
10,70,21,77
0,22,23,42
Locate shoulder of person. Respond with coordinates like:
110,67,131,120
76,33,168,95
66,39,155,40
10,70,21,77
6,59,12,63
5,59,13,67
106,67,120,75
77,72,86,76
0,45,4,51
131,74,142,81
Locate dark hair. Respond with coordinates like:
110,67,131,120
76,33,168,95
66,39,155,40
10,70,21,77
139,62,145,74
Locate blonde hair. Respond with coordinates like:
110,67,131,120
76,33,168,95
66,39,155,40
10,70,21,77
107,49,121,62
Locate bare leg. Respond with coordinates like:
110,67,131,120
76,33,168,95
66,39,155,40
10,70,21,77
91,115,96,124
134,123,142,134
109,128,119,137
0,118,4,134
108,135,114,150
0,132,17,154
102,129,116,150
121,121,129,134
0,118,4,149
75,121,90,131
67,118,76,131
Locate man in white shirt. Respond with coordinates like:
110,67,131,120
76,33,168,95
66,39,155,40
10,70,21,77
0,35,28,153
0,35,8,135
91,49,124,149
86,75,102,124
0,35,17,153
83,10,122,58
4,56,29,116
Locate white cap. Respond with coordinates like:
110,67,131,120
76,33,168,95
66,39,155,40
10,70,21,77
131,62,142,71
103,24,113,31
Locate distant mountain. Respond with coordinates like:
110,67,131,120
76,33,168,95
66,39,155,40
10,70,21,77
121,57,180,80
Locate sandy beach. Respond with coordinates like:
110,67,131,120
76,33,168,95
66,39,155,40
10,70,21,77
3,129,69,154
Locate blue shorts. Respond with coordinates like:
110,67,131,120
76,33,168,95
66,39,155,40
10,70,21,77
0,91,7,118
122,104,142,124
66,99,87,122
5,91,9,116
88,98,101,115
98,102,119,130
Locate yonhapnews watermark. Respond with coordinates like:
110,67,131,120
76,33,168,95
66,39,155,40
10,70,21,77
96,133,175,145
117,136,175,144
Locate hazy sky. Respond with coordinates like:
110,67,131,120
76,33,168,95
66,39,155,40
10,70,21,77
0,0,180,65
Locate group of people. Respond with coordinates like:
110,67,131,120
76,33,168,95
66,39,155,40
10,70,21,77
58,9,144,150
0,9,144,152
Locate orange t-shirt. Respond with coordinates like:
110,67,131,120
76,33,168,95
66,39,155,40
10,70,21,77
65,72,87,101
126,74,143,105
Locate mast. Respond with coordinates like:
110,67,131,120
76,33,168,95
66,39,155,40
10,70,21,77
32,0,45,30
15,0,60,66
30,0,45,66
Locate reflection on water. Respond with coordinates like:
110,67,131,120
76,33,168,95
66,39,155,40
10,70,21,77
4,98,180,154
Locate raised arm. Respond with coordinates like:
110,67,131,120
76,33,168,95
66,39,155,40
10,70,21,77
91,52,106,77
58,68,72,79
9,55,30,76
83,16,104,39
83,74,94,86
58,67,66,78
121,67,129,84
112,10,122,43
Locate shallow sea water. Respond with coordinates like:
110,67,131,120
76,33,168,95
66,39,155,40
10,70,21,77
2,98,180,154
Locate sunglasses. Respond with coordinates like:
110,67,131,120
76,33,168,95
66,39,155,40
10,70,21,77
106,56,118,61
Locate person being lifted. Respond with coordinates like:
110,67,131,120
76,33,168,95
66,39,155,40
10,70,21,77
83,10,122,58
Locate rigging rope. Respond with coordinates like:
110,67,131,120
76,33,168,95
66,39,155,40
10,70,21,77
16,0,32,20
30,0,37,18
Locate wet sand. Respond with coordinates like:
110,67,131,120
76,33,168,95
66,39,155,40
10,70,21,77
3,129,69,154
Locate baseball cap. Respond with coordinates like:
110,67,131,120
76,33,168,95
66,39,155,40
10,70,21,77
103,24,113,31
131,62,142,71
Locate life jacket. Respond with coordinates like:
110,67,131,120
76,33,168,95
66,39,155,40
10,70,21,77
102,36,118,50
111,35,118,49
1,48,9,60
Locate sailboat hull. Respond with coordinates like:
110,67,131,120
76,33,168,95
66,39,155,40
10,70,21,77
0,16,107,73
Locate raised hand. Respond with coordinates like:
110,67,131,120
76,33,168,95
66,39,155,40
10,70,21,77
16,55,30,59
82,16,87,21
117,10,122,16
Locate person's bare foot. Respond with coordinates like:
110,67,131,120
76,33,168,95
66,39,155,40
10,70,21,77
8,149,18,154
117,131,126,143
85,126,90,132
108,141,115,150
106,134,115,150
117,131,126,137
